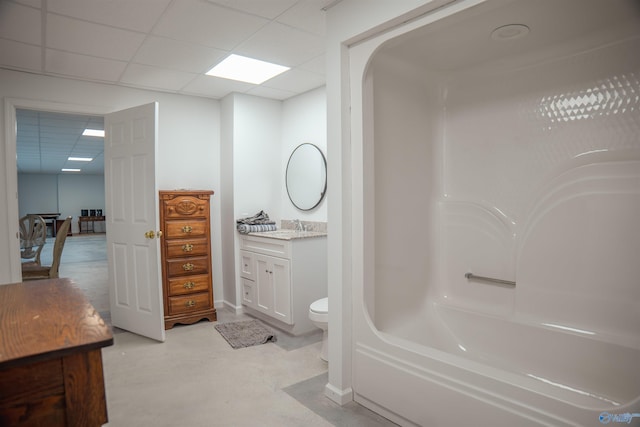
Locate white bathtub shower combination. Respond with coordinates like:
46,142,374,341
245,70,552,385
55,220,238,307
348,0,640,425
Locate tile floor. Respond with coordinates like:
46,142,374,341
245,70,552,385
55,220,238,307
39,233,398,427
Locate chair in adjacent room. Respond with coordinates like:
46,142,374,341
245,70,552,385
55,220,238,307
22,216,72,281
19,214,47,265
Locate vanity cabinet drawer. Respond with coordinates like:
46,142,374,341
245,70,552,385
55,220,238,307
167,292,211,315
241,278,256,308
166,238,208,258
166,256,209,277
164,219,208,239
163,195,209,219
167,274,210,296
240,235,290,258
239,250,255,280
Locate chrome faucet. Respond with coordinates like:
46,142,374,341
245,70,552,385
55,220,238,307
293,219,305,231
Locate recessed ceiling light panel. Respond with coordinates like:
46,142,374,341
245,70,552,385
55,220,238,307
61,168,81,172
82,129,105,137
206,54,290,85
68,157,93,162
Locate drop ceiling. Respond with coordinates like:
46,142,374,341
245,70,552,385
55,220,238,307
0,0,337,100
17,110,105,175
3,0,341,175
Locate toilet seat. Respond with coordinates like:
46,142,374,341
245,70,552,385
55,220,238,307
309,297,328,323
310,297,328,314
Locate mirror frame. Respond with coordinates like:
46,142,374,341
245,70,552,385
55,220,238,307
285,143,327,211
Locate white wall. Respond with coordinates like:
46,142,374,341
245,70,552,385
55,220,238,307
225,89,328,310
0,69,222,306
281,86,327,222
233,93,282,222
57,174,106,234
19,173,106,234
220,95,237,311
17,174,59,217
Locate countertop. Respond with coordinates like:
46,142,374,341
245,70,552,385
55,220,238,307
246,229,327,240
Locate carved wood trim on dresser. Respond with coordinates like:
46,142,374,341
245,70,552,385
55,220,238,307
159,190,216,329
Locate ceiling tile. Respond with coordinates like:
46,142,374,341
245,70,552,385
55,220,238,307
45,49,127,82
181,75,254,99
14,0,41,8
236,22,324,67
0,39,42,72
0,2,41,45
277,0,327,36
205,0,298,19
153,0,268,51
262,67,325,94
120,64,197,91
46,14,145,61
246,85,298,100
133,36,227,74
47,0,171,32
298,54,325,75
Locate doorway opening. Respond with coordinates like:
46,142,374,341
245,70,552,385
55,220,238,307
16,109,108,317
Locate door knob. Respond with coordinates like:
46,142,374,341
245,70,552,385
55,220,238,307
144,230,156,239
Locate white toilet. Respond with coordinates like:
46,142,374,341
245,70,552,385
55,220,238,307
309,297,328,361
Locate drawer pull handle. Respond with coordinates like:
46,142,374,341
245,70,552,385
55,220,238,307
182,243,193,252
182,225,193,233
185,300,196,308
182,263,195,271
183,281,195,289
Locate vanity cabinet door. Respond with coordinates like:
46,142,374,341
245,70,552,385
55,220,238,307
271,257,291,323
254,254,292,324
256,256,273,314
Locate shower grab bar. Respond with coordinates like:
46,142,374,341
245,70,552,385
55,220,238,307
465,272,516,287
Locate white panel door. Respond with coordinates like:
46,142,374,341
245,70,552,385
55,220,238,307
105,102,165,342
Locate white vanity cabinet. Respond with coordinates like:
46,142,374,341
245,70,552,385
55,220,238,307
239,233,327,336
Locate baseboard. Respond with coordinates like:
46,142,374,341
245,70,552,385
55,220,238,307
220,300,243,314
324,382,353,405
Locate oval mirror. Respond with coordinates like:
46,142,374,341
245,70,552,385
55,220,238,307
286,143,327,211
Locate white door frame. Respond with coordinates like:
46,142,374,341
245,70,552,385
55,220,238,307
4,97,109,283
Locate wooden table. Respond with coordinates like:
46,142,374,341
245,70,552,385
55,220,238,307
32,213,60,237
0,279,113,426
78,216,105,234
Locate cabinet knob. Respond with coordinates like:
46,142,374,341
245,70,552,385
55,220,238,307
182,225,193,233
182,243,193,252
183,263,195,271
185,300,196,308
183,281,195,289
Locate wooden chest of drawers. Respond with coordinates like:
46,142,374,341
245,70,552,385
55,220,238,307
159,190,216,329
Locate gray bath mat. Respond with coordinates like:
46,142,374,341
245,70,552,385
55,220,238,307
215,320,276,349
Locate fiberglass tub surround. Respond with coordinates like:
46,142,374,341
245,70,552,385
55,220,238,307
351,0,640,425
